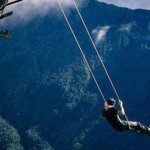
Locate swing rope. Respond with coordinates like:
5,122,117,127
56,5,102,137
57,0,106,102
72,0,120,102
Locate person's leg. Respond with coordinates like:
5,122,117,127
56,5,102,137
123,121,150,135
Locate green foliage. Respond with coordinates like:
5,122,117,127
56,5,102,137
0,117,23,150
25,128,54,150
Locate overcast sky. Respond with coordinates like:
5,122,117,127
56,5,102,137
97,0,150,10
3,0,150,25
3,0,85,24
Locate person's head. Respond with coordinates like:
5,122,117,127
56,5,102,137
106,98,116,106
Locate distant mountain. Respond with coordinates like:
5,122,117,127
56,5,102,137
0,0,150,149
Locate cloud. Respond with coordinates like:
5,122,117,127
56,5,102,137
92,26,110,45
97,0,150,10
118,22,136,33
3,0,86,24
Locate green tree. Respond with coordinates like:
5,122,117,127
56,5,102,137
25,128,54,150
0,117,23,150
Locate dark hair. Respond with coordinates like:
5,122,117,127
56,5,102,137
107,98,116,106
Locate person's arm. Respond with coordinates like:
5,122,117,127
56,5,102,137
118,100,125,116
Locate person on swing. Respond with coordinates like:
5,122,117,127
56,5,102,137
101,98,150,135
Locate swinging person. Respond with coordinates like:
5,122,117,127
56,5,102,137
101,98,150,135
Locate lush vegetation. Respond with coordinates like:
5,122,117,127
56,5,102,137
0,117,23,150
